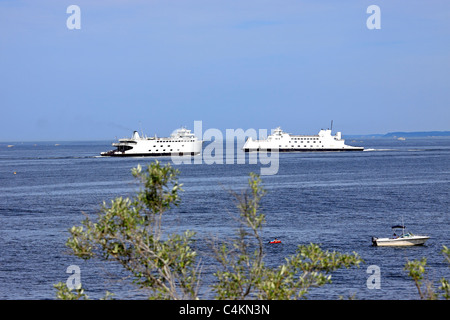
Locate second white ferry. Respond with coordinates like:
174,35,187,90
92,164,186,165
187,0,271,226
101,127,203,157
242,127,364,152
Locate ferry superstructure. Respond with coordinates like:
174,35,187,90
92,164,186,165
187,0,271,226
100,127,202,157
242,127,364,152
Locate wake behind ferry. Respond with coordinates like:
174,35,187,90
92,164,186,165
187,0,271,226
101,127,203,157
243,126,364,152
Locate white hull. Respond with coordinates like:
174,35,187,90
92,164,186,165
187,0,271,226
372,236,429,247
101,128,202,157
243,127,363,152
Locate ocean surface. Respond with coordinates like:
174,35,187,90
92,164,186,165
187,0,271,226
0,138,449,300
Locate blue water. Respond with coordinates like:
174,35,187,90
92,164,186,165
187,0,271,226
0,138,449,300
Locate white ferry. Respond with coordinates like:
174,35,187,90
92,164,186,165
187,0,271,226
242,127,364,152
100,127,203,157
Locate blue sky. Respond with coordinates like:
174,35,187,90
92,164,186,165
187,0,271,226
1,0,449,141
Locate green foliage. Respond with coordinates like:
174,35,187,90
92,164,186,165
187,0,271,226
53,282,88,300
212,173,363,300
405,246,450,300
439,246,450,300
55,162,362,300
62,161,200,300
404,257,435,300
261,243,362,300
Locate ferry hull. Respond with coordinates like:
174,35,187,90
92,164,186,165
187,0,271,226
243,147,364,152
242,127,364,152
101,128,202,158
101,151,199,157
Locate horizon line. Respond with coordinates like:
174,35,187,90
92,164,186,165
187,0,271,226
1,130,450,144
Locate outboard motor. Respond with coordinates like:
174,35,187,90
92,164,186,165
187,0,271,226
371,237,378,246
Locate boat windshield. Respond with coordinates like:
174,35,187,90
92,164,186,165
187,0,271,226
400,232,413,238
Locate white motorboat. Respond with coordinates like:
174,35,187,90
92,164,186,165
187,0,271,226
372,225,430,247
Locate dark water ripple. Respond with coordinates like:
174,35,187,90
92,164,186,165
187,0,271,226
0,138,449,299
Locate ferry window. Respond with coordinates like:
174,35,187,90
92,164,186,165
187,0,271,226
168,145,170,147
153,145,156,147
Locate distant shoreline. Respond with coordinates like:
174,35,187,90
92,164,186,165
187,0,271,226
1,131,450,144
346,131,450,139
